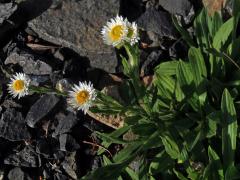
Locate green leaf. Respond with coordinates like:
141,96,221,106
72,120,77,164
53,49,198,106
131,123,157,137
206,114,217,138
125,167,139,180
113,142,142,163
185,128,202,151
225,165,240,180
96,131,130,145
172,15,196,47
176,60,193,93
161,135,180,159
194,9,211,49
188,47,207,88
186,166,201,180
232,0,240,41
229,37,240,60
175,80,185,102
138,156,149,180
213,17,234,51
221,89,238,170
92,90,125,115
121,55,130,76
118,176,124,180
188,47,207,106
209,12,223,37
154,61,179,76
207,48,240,73
81,152,137,180
141,131,162,150
173,169,188,180
149,151,173,175
154,75,175,99
203,146,224,180
98,126,131,155
118,80,137,105
103,155,113,166
176,60,202,110
208,146,221,162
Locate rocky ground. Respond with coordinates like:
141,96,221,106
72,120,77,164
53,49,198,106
0,0,204,179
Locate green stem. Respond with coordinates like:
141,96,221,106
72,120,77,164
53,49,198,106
29,86,67,96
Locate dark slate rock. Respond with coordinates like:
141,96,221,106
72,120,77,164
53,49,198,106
137,8,177,39
141,50,164,76
29,75,50,86
5,52,52,75
36,139,51,158
158,0,192,16
4,146,40,167
53,150,66,162
8,167,31,180
120,0,143,21
52,113,78,137
90,156,102,171
62,53,88,78
225,0,233,16
0,171,3,180
0,3,17,24
61,152,78,180
1,99,22,109
59,134,80,152
54,173,68,180
0,109,31,141
42,168,51,180
169,39,188,59
26,94,60,128
0,0,51,45
28,0,120,73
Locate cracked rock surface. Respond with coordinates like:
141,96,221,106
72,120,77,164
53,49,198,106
28,0,120,73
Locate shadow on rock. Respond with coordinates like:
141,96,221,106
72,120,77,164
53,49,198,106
0,0,52,47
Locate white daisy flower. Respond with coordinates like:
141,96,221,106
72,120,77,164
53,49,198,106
67,81,97,114
101,15,128,47
126,21,140,45
8,73,30,99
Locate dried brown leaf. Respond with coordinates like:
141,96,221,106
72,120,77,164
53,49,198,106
202,0,227,16
26,43,61,51
87,111,124,129
142,75,153,87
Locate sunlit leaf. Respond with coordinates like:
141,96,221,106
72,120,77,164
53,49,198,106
221,89,238,170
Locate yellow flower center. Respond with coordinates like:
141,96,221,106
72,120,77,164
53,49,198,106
76,90,89,105
13,80,25,91
127,27,134,38
109,25,123,41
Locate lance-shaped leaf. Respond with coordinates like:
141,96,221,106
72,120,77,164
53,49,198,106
203,146,224,180
188,47,207,90
221,89,238,170
176,60,193,94
213,17,234,51
154,60,179,76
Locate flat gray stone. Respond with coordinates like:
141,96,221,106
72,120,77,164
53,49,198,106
4,146,40,167
0,3,17,24
0,109,31,141
137,8,178,39
26,94,60,128
8,167,31,180
28,0,120,73
5,52,52,75
59,134,80,152
61,152,78,180
53,112,78,137
158,0,192,16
